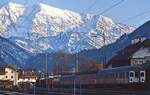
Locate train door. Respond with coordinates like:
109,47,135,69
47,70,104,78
140,70,145,83
129,71,135,83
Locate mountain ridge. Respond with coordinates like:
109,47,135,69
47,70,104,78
0,1,135,54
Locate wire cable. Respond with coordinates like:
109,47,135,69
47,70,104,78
122,9,150,22
98,0,125,15
82,0,97,13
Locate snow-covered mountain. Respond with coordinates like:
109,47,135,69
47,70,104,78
0,1,135,53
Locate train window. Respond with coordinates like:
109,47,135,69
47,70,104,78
122,73,124,78
115,73,117,78
112,73,115,78
125,72,127,78
117,73,119,78
110,73,113,78
129,72,134,77
140,72,144,77
120,73,123,78
122,73,125,78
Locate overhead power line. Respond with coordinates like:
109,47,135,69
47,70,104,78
82,0,97,13
98,0,125,15
122,9,150,22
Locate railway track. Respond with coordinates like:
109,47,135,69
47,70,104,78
26,87,150,95
1,87,150,95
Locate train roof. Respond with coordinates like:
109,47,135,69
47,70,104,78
59,70,98,77
97,66,141,74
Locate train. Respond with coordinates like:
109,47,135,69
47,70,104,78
36,62,150,89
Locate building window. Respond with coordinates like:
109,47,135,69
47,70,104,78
5,76,7,79
11,76,13,79
11,71,13,73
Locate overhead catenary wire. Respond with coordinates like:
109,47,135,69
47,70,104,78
61,0,125,33
62,0,99,28
82,0,97,14
76,0,126,36
97,0,125,15
59,0,126,51
122,9,150,22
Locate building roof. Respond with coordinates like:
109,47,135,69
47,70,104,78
132,47,150,58
0,64,17,75
18,69,38,79
106,39,150,67
0,68,5,75
98,66,141,74
0,64,17,70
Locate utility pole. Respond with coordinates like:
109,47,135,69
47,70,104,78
45,53,48,92
102,32,106,64
76,53,79,72
45,19,49,92
73,79,76,95
100,26,106,65
102,28,106,64
80,81,82,95
33,83,35,95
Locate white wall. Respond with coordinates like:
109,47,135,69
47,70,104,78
4,68,18,86
132,48,150,58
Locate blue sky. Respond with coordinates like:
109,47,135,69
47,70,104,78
43,0,150,27
1,0,150,27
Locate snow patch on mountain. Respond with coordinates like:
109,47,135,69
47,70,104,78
0,2,135,53
0,2,25,37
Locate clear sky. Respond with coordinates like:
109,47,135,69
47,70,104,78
43,0,150,27
1,0,150,27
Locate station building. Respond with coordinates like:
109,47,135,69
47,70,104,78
0,65,18,88
106,37,150,68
